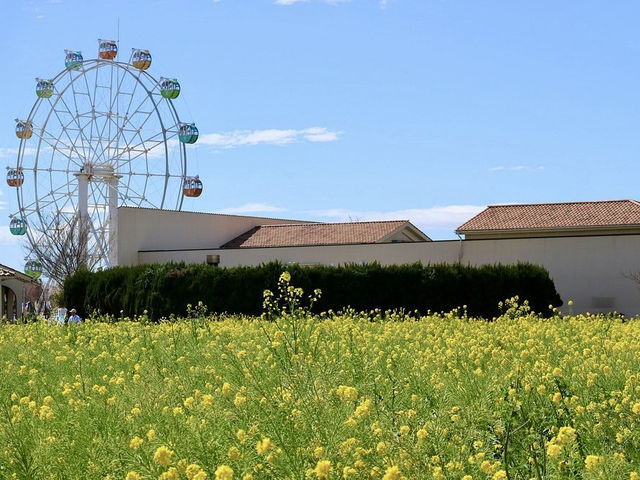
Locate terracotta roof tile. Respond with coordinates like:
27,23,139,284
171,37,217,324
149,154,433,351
0,264,32,281
456,200,640,233
222,221,418,248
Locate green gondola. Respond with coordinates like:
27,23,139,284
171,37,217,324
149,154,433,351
160,78,180,99
25,259,42,280
36,78,54,98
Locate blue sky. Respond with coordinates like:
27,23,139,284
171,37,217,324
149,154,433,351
1,0,640,271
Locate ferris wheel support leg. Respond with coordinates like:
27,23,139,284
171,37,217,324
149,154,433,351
108,176,120,268
75,172,90,268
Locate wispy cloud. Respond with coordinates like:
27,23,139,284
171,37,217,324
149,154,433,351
275,0,349,5
0,226,21,246
311,205,487,233
218,203,286,215
378,0,388,8
0,147,38,158
198,127,342,148
489,165,545,172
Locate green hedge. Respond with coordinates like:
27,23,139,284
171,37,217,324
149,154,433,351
60,261,562,320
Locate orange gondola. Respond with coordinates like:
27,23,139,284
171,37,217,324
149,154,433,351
98,39,118,60
132,49,152,70
183,175,203,197
6,168,24,187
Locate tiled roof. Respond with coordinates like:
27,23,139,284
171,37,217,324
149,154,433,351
456,200,640,233
0,264,32,281
221,221,421,248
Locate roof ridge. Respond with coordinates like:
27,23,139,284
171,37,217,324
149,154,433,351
487,199,638,208
255,220,410,228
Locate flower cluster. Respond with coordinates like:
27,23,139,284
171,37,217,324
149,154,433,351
1,306,640,478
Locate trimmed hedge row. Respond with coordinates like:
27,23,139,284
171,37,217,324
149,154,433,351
60,261,562,320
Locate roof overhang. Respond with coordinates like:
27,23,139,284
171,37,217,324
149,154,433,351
456,224,640,236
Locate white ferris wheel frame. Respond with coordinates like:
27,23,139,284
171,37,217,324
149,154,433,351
12,54,190,269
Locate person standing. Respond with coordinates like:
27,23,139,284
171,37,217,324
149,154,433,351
68,309,81,324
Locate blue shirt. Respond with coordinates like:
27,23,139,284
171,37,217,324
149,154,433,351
68,314,81,323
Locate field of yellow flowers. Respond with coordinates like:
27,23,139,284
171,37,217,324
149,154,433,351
2,281,640,479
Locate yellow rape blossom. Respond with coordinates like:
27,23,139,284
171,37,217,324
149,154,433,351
215,465,233,480
313,460,332,478
154,446,174,466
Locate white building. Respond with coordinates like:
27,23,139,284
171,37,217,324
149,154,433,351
117,200,640,315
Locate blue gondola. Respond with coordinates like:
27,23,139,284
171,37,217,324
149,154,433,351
9,218,26,236
178,123,198,144
65,50,83,70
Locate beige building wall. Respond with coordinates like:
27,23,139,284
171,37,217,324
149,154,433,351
138,235,640,315
0,278,26,321
117,207,310,267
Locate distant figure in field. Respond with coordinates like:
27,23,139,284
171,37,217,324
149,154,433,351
68,309,81,324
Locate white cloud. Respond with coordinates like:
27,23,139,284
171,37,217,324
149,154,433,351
379,0,387,8
489,165,545,172
218,203,286,214
0,147,38,158
274,0,349,5
0,226,21,246
198,127,341,148
311,205,487,233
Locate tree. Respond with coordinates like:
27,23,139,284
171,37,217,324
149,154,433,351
24,214,100,287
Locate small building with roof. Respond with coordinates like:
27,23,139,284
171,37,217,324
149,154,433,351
0,264,33,321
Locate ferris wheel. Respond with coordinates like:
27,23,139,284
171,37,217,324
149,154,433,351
7,40,204,277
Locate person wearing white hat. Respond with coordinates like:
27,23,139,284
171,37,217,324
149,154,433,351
68,309,81,324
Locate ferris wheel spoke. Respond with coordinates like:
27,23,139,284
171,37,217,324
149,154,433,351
26,187,75,221
35,115,86,170
29,131,84,171
117,128,178,168
28,120,74,153
59,81,94,162
100,68,147,163
93,109,135,165
46,97,89,164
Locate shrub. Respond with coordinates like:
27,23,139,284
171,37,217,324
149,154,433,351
61,261,562,320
